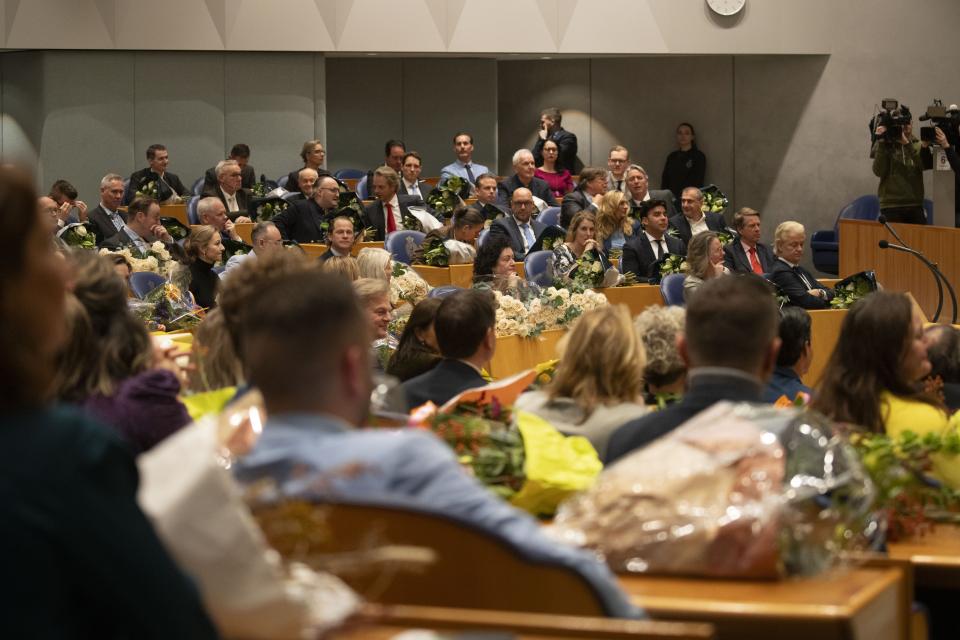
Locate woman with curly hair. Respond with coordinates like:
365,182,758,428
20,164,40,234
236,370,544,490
633,305,687,406
594,189,639,253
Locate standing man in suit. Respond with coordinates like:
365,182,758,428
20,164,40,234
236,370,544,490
624,164,677,220
496,149,557,208
606,146,630,193
440,132,490,190
399,152,433,201
669,186,726,245
202,143,255,196
197,197,244,244
362,166,428,241
320,216,356,263
723,207,775,275
100,197,174,252
487,188,547,260
560,167,607,228
123,144,189,205
273,175,340,244
620,200,686,280
212,160,254,221
605,275,781,463
402,289,495,410
468,173,510,219
769,221,834,309
87,174,128,244
532,107,578,174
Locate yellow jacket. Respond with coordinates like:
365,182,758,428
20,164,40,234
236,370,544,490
881,392,960,489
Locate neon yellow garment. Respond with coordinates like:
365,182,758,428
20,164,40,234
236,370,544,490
181,387,237,422
881,391,960,489
510,410,602,517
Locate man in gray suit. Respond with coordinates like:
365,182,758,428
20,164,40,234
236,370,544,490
624,164,677,220
487,187,547,260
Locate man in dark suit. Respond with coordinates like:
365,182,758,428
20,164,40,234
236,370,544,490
123,144,189,205
201,143,256,196
668,186,726,245
88,173,128,244
361,166,429,241
209,159,254,221
605,275,781,464
768,221,834,309
487,188,547,260
496,149,558,207
532,107,578,173
402,289,495,410
273,176,340,244
624,164,677,220
197,196,245,244
723,207,776,275
101,197,175,253
620,200,686,280
560,167,607,228
319,216,356,263
468,173,510,220
399,151,433,201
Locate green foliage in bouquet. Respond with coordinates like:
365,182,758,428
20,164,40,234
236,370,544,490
426,177,467,220
143,282,204,330
135,178,158,200
250,181,272,197
160,216,190,241
830,272,877,309
422,235,450,267
849,428,960,540
257,199,288,222
58,222,96,250
426,399,526,500
572,249,606,289
221,238,253,262
716,229,734,246
659,254,688,277
700,184,729,214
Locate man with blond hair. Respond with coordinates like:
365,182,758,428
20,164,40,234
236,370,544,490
606,145,630,193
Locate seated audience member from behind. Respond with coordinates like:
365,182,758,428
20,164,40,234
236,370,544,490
356,247,392,281
515,305,648,460
402,289,496,410
634,305,687,406
763,306,814,403
724,207,775,275
605,276,781,464
924,324,960,412
321,216,356,262
231,269,639,619
768,221,834,310
872,106,932,224
224,221,282,274
619,199,685,281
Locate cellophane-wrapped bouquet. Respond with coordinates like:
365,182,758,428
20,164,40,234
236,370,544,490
550,402,879,578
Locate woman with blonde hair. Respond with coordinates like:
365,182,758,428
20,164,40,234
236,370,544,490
515,304,648,458
594,190,639,253
357,247,392,280
682,231,728,302
552,211,610,281
184,224,223,309
320,255,360,281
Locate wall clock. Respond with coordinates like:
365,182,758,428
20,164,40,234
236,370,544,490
707,0,746,17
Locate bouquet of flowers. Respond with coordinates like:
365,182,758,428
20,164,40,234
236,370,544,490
389,262,430,307
222,238,253,262
425,177,468,220
421,235,450,267
160,216,190,241
135,177,159,200
478,203,506,229
99,242,176,278
529,225,566,253
716,228,735,246
658,254,688,278
700,184,729,214
57,222,96,250
143,280,205,330
256,199,288,222
250,181,272,197
492,286,608,338
830,271,878,309
845,427,960,540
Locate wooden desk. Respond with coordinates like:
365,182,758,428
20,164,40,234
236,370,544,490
413,263,527,289
488,329,565,378
839,218,960,322
334,603,714,639
234,222,254,244
601,285,665,315
805,308,847,388
299,243,327,260
887,523,960,589
619,567,906,640
160,203,189,225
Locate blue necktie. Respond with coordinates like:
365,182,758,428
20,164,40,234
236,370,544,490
521,223,535,250
465,163,476,184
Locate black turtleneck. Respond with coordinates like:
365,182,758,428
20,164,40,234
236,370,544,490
188,259,218,309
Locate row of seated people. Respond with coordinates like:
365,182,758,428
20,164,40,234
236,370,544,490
15,147,960,634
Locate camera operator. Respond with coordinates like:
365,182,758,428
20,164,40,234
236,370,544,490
873,113,933,225
934,126,960,227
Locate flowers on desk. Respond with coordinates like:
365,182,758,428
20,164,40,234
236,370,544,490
421,235,450,267
493,286,608,338
99,241,175,277
716,229,735,246
131,280,205,332
658,253,688,278
160,216,190,241
846,428,960,541
257,199,288,222
57,222,96,250
551,402,878,578
830,270,879,309
135,178,158,200
389,262,430,307
425,176,467,220
700,184,729,214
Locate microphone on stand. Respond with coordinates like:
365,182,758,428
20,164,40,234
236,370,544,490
878,240,956,322
876,214,910,248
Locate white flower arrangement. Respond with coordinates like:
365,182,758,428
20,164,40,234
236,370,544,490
389,264,431,307
99,246,175,278
493,286,607,338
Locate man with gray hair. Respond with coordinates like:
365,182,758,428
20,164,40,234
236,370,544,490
496,149,557,208
668,186,726,245
197,196,243,243
223,220,282,275
213,159,253,220
87,173,128,244
361,166,428,241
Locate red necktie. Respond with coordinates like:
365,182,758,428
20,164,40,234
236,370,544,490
748,247,763,274
385,202,397,234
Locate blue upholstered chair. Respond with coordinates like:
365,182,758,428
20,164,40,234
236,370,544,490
386,230,426,265
523,250,554,288
130,271,166,299
333,168,366,180
659,273,686,306
537,206,561,228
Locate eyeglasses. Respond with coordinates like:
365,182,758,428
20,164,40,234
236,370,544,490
513,201,534,207
609,159,627,164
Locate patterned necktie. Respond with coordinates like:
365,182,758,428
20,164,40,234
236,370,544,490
521,223,535,251
385,202,397,234
748,247,763,274
465,163,476,184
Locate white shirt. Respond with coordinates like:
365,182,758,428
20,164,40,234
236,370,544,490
646,232,668,258
632,192,651,207
688,214,709,237
404,179,422,198
386,194,402,230
221,187,239,213
100,202,125,232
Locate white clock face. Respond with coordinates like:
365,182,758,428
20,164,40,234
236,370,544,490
707,0,746,16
